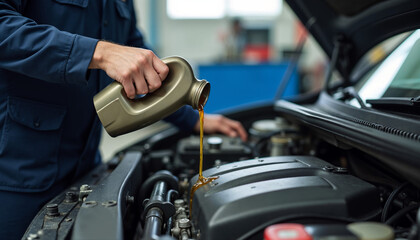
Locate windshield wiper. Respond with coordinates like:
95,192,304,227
366,96,420,115
367,96,420,106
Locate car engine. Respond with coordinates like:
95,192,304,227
23,115,420,240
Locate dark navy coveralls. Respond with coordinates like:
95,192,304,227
0,0,198,239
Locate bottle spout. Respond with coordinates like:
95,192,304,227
192,80,211,110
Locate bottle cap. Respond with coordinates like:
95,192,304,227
264,224,312,240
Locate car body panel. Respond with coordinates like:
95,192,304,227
285,0,420,79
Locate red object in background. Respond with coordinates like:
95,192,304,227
295,21,308,44
243,44,271,62
264,224,313,240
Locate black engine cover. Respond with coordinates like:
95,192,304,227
189,156,380,240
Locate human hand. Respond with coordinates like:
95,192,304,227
194,114,248,142
89,41,169,99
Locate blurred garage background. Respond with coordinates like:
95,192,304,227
100,0,328,161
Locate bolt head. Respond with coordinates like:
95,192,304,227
65,192,78,203
28,233,38,239
46,204,59,217
80,184,91,191
174,199,185,208
178,218,191,228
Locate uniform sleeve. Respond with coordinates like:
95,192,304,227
125,2,148,49
164,106,199,132
0,1,98,85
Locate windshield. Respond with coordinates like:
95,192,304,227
353,30,420,106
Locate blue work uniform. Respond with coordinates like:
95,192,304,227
0,0,199,239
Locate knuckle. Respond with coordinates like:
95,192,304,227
162,65,169,74
121,71,131,80
129,63,139,72
151,80,162,89
144,49,154,58
137,56,147,65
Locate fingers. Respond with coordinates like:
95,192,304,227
219,118,248,142
152,55,169,80
133,74,148,95
125,51,166,98
94,42,168,99
121,80,136,99
143,61,162,93
135,50,163,93
201,114,248,142
225,118,248,141
131,50,160,95
218,124,238,138
121,63,148,99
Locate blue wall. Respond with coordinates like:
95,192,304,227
198,63,298,113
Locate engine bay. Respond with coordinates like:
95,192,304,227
188,156,380,239
23,114,420,240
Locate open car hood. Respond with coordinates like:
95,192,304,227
285,0,420,80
